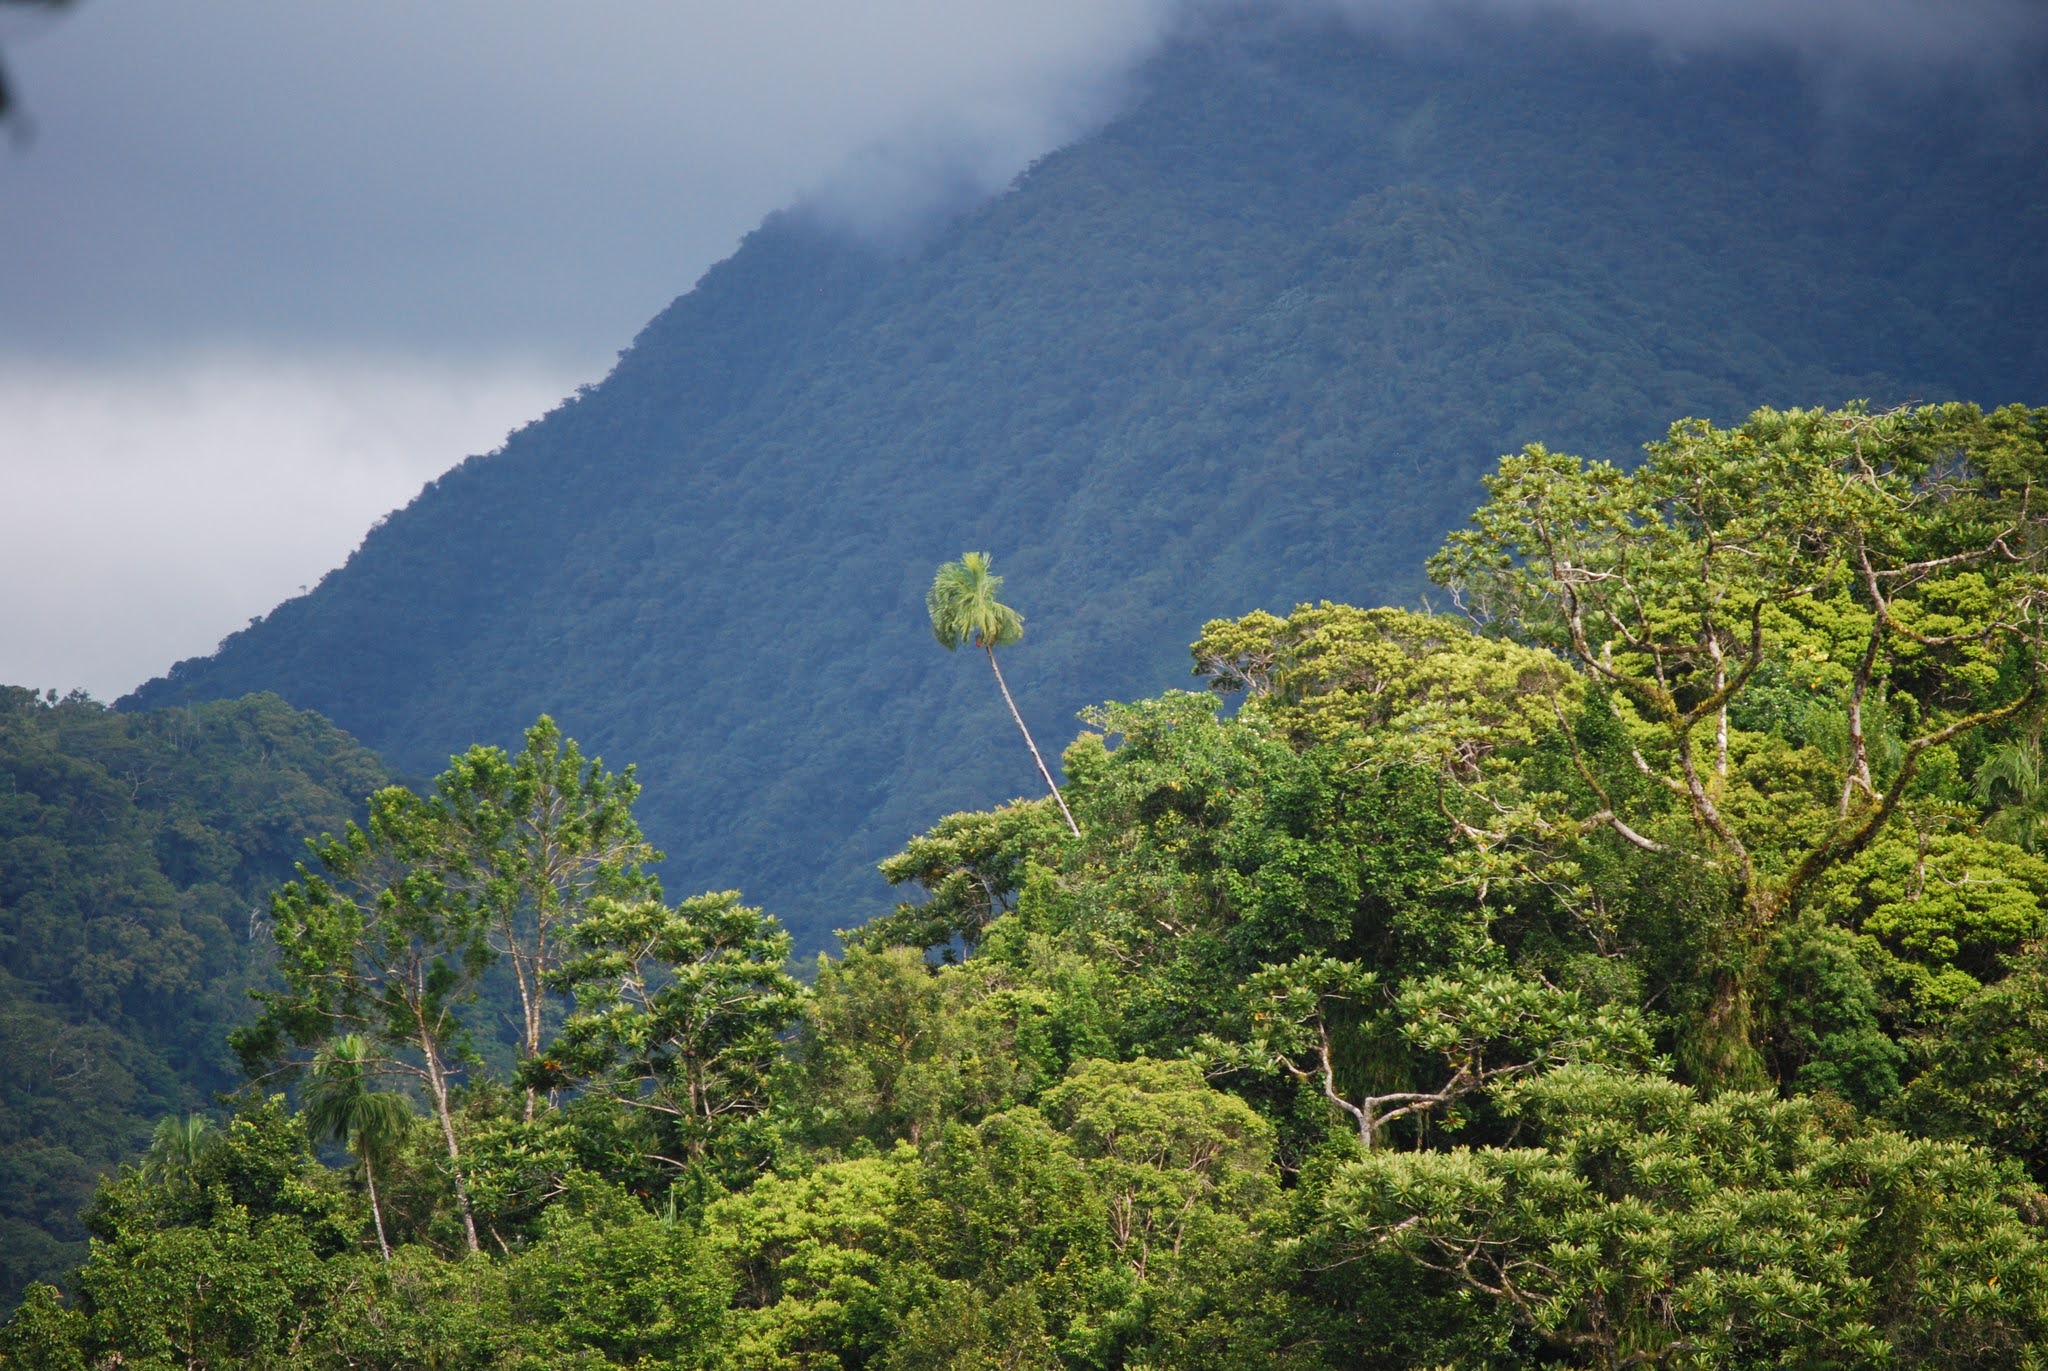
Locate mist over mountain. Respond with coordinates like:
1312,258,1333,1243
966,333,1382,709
124,13,2048,948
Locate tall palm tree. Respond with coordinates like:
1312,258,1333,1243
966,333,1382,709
305,1034,413,1260
928,552,1080,837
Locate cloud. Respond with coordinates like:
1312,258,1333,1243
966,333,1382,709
0,353,578,700
793,0,1179,247
0,4,1192,697
796,0,2048,246
0,1,1184,362
1307,0,2048,69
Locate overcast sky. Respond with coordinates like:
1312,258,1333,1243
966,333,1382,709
3,0,2043,701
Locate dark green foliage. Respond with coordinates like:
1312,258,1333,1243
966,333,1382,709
120,17,2048,953
20,0,2048,1291
8,1118,733,1370
1903,948,2048,1184
1761,920,1905,1111
0,687,385,1311
785,947,1056,1152
493,1177,734,1369
238,716,672,1255
21,1096,356,1370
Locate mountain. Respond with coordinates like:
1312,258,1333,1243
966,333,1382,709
0,689,387,1309
123,14,2048,948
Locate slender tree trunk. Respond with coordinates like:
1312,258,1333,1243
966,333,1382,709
422,1042,482,1253
985,645,1080,837
508,944,541,1122
363,1153,392,1261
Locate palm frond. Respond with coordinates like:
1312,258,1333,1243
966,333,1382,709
1975,740,2042,807
142,1114,218,1183
927,551,1025,651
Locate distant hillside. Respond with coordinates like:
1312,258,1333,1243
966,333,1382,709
0,689,386,1310
125,15,2048,947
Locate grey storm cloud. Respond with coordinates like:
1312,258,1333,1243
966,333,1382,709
0,1,1182,362
3,0,2040,363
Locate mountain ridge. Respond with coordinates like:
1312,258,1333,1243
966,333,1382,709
124,14,2048,946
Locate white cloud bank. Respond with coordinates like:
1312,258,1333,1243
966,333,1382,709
0,355,580,701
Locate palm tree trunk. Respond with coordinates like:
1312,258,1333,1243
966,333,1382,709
985,646,1080,837
363,1153,392,1261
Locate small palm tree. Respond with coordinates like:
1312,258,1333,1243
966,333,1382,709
1977,738,2047,852
305,1034,413,1260
928,552,1080,837
142,1114,219,1190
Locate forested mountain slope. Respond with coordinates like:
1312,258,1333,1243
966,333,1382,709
123,16,2048,946
0,689,386,1309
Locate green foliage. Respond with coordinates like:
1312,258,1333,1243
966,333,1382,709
23,390,2048,1363
1059,691,1471,977
64,1204,334,1368
1814,831,2048,1017
1037,1058,1276,1281
857,800,1069,956
81,1095,351,1250
0,687,385,1311
708,1150,911,1369
1428,402,2048,1082
878,1282,1058,1371
1191,603,1573,758
0,1096,355,1370
238,715,671,1253
433,716,660,1072
1903,949,2048,1185
1323,1068,2048,1368
1759,920,1905,1111
700,1058,1301,1371
242,774,499,1248
787,949,1059,1151
928,552,1081,837
549,892,807,1175
1205,958,1656,1150
139,1115,221,1190
1978,739,2048,852
497,1178,733,1369
303,1034,412,1258
12,1147,731,1370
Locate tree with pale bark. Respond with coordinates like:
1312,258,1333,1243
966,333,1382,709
1428,402,2048,1080
234,780,493,1252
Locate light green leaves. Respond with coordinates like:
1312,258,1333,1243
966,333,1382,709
549,892,806,1168
1191,602,1575,762
1206,957,1656,1149
1324,1068,2048,1368
926,552,1024,653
